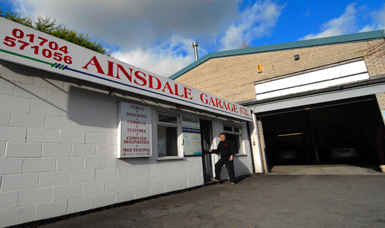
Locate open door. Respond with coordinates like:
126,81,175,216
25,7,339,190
200,119,213,182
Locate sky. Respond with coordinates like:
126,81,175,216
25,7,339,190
1,0,384,77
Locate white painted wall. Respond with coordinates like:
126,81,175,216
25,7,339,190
0,61,204,227
0,61,254,227
210,119,254,180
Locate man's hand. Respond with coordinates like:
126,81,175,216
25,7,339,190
208,149,212,152
229,155,233,161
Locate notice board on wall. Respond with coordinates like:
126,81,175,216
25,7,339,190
118,102,152,158
183,127,202,156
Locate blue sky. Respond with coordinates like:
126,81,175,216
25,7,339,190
1,0,384,77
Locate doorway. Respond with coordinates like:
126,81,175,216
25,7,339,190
200,119,213,182
259,95,384,170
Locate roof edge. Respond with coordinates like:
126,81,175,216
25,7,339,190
169,30,384,80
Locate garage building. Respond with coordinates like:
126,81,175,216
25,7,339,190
171,30,385,172
0,18,257,227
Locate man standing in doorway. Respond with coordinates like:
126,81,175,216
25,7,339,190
208,133,236,185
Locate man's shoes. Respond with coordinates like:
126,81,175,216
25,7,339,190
230,182,236,186
211,178,220,182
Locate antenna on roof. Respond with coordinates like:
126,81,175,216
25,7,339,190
192,42,199,61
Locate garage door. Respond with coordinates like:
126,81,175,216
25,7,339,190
258,95,385,170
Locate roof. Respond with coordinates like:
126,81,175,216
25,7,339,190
169,30,384,80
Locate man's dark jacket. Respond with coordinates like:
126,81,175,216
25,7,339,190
211,138,236,158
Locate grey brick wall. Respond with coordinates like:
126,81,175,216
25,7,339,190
176,38,385,103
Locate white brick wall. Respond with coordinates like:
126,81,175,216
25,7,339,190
45,116,74,130
27,128,59,143
35,201,67,221
0,191,18,210
70,169,95,184
0,206,35,227
0,95,31,112
59,130,85,143
18,187,53,206
0,61,253,227
14,83,48,100
1,173,39,191
115,189,134,203
0,126,27,142
30,100,61,116
72,144,95,157
42,143,72,157
80,181,104,196
6,142,41,157
0,78,15,96
85,157,108,169
11,112,45,128
57,157,84,171
93,193,115,208
39,171,70,187
95,168,117,181
53,185,81,201
0,110,11,126
0,158,23,175
67,195,93,214
0,142,6,157
22,158,56,173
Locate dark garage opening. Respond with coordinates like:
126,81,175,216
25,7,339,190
259,95,385,170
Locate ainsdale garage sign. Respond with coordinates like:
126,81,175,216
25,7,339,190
0,18,252,121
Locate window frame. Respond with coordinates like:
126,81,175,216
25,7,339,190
156,112,181,158
222,124,245,154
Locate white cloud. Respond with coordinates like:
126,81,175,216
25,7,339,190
220,1,285,50
5,0,283,76
302,3,357,40
8,0,241,52
4,0,239,76
112,36,207,77
359,6,384,32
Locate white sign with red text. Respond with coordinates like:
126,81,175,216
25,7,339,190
0,18,252,121
118,102,152,158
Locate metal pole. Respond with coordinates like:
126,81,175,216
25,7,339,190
192,42,198,61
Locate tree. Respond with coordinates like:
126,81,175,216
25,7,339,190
0,4,111,56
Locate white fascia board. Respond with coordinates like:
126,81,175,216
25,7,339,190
251,82,385,113
255,60,368,98
257,73,369,100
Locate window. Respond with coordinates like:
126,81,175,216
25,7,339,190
157,113,179,157
158,114,178,124
223,125,243,154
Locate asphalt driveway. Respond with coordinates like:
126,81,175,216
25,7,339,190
27,166,385,228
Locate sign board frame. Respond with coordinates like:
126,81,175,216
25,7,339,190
0,18,252,121
117,102,152,158
182,127,202,156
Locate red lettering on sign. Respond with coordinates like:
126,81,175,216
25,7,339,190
174,84,184,97
106,61,120,79
134,71,147,86
149,75,161,90
201,93,208,104
108,61,133,82
208,97,216,107
162,82,174,94
216,98,223,109
184,87,193,100
82,56,105,75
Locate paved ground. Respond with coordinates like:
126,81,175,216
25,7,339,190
28,165,385,228
269,164,383,175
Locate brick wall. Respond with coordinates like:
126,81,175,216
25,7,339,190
0,61,205,227
176,38,385,103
